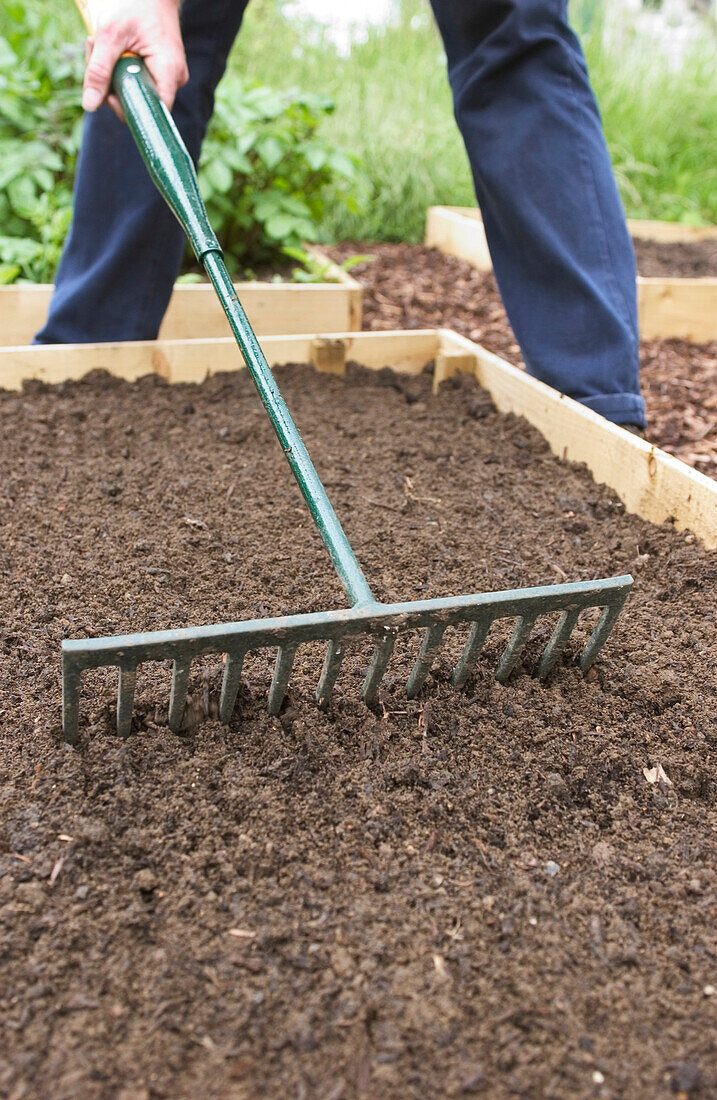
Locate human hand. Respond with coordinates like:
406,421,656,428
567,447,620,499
82,0,188,119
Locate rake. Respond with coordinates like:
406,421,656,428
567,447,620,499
61,51,632,743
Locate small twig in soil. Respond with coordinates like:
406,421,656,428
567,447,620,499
404,476,442,506
361,495,399,512
49,856,64,887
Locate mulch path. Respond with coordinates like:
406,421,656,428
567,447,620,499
328,244,717,479
1,364,715,1098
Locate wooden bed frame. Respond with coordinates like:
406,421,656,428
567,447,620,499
2,327,714,548
425,206,717,343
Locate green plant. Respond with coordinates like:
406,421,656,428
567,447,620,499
582,18,717,225
198,77,364,273
282,245,373,283
0,1,365,282
228,0,476,242
0,195,73,282
0,2,84,281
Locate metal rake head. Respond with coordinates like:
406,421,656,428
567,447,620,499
61,574,631,743
57,57,633,748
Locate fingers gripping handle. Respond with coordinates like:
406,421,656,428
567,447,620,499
73,1,219,260
112,57,221,261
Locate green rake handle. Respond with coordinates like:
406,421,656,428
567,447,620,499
112,56,374,610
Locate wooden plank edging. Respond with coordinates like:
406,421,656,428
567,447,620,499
0,328,714,548
0,330,441,391
425,206,717,341
637,278,717,342
425,206,492,271
626,219,717,244
0,263,363,346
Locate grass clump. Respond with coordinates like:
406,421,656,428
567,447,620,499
231,0,717,237
229,0,475,242
580,8,717,225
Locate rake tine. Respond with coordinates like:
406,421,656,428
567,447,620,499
316,639,345,710
268,645,297,716
535,607,581,681
219,649,247,723
117,664,137,738
362,632,397,708
62,662,82,746
452,614,493,689
579,599,625,672
407,624,446,699
495,615,537,683
168,656,191,733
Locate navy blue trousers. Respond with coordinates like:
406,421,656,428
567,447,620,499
36,0,645,427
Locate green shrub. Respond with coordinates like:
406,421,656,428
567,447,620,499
281,246,373,283
198,77,364,274
0,3,83,281
0,0,365,282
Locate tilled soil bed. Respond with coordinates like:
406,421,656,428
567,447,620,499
327,244,717,479
1,364,716,1100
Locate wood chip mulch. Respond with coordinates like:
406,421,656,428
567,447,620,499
328,243,717,480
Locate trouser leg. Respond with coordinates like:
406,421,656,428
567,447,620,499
429,0,645,426
35,0,250,344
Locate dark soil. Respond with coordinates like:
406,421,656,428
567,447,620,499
1,364,716,1099
328,244,717,479
632,238,717,279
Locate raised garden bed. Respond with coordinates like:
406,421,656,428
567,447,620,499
1,331,715,1097
327,243,717,481
0,249,362,346
425,207,717,343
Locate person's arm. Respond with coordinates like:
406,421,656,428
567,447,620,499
82,0,189,117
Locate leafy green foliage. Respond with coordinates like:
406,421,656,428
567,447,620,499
198,78,364,273
0,2,84,281
0,0,364,282
282,246,373,283
228,0,476,243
